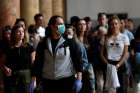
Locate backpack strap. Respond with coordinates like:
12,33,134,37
64,39,83,72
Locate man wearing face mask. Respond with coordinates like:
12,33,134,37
32,15,83,93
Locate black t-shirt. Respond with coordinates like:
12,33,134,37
51,38,59,54
7,43,34,71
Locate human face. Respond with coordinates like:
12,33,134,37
15,27,24,41
127,21,134,31
78,20,87,32
120,19,125,30
86,21,92,31
98,15,107,26
66,28,74,36
51,17,64,34
110,19,121,34
36,16,44,26
65,28,74,39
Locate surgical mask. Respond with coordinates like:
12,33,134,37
67,35,73,39
58,24,65,34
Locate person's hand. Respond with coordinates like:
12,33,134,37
31,77,37,89
116,64,120,69
75,72,82,80
2,66,12,76
29,77,37,93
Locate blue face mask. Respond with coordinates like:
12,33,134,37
58,24,65,34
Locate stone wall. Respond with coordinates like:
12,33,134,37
0,0,66,28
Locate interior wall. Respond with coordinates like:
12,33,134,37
66,0,140,27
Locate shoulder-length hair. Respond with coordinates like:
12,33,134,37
107,15,121,37
10,24,29,47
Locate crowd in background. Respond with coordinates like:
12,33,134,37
0,12,140,93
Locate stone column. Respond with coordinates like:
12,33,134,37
62,0,66,21
39,0,52,26
20,0,39,26
52,0,65,18
0,0,20,27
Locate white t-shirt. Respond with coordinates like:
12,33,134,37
101,33,129,61
36,26,45,38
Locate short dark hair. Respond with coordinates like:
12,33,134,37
83,16,91,22
48,15,62,26
98,12,107,19
70,16,80,25
127,18,134,23
28,24,37,34
34,13,43,21
15,18,26,25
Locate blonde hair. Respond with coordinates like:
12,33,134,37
107,15,121,37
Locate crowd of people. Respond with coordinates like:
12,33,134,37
0,12,140,93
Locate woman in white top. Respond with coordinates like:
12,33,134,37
100,15,129,93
